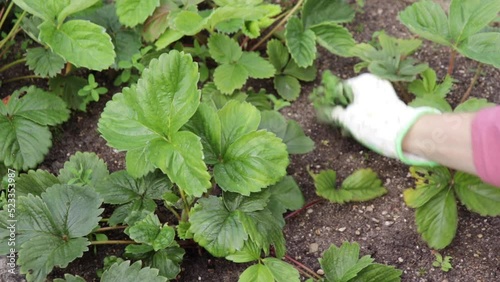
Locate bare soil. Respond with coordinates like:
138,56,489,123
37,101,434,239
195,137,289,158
1,0,500,281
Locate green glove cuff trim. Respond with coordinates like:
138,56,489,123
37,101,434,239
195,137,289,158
395,108,441,167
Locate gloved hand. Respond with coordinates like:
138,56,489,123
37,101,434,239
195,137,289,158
331,73,441,166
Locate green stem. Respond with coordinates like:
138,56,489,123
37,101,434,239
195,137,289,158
94,226,127,233
165,205,181,221
0,10,26,50
90,240,136,245
460,63,483,104
249,0,305,51
99,218,109,222
3,74,42,83
0,1,14,31
178,188,190,221
0,58,26,73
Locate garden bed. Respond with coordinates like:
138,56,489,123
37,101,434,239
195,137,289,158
1,0,500,281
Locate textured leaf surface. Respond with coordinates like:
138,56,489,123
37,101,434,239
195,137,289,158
454,172,500,216
262,258,300,282
238,52,276,79
302,0,355,28
349,264,402,282
311,22,355,57
415,188,457,249
319,242,374,282
267,39,289,71
58,152,109,187
26,47,65,78
189,196,248,257
274,75,301,101
12,0,65,21
218,100,261,151
449,0,500,43
95,170,171,205
16,185,102,281
53,274,86,282
151,247,185,279
127,213,175,251
116,0,160,27
258,110,314,154
208,33,243,64
101,261,167,282
238,264,274,282
58,0,101,23
17,169,60,198
39,20,115,70
214,130,289,195
457,33,500,68
213,63,249,94
399,0,450,46
404,167,451,209
99,51,210,193
285,17,317,68
454,98,496,113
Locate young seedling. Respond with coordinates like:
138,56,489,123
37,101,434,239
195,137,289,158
432,253,452,272
78,74,108,102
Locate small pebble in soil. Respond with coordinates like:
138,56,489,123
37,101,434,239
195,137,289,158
317,269,325,275
355,230,361,236
384,221,395,226
309,243,319,253
371,218,380,223
366,205,374,212
398,257,404,263
338,227,347,232
381,211,388,215
477,234,483,238
307,209,314,214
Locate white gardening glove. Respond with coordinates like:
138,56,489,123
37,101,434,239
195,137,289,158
332,73,440,166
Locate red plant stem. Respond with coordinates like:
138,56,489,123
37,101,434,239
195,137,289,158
447,49,457,76
460,63,483,104
284,254,322,280
285,199,323,220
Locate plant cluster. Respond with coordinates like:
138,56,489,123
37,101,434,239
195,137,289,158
1,0,499,280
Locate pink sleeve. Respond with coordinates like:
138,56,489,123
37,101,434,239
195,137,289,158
472,106,500,187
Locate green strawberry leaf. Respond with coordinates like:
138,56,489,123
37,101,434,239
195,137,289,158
310,22,356,57
116,0,160,27
409,96,453,113
238,52,276,79
457,32,500,68
349,264,403,282
273,75,301,101
267,176,304,217
214,130,289,195
16,169,60,198
267,39,289,72
399,0,451,46
454,172,500,216
58,0,101,23
258,110,314,154
173,10,206,35
319,242,374,282
12,0,65,21
151,247,185,279
58,152,109,187
95,170,171,205
49,75,89,111
415,188,458,249
39,20,115,71
282,59,317,82
225,241,262,263
454,97,496,113
262,258,300,282
142,2,172,42
16,184,103,281
302,0,355,28
189,196,248,257
213,63,249,94
408,68,453,98
448,0,500,43
238,263,274,282
101,261,167,282
208,33,243,64
404,167,452,208
218,100,261,151
126,213,176,251
26,47,65,78
313,169,386,204
285,17,317,68
54,274,86,282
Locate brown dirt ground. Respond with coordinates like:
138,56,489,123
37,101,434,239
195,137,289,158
1,0,500,281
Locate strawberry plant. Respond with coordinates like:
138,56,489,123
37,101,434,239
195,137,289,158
350,31,428,82
0,86,69,170
316,242,402,282
78,74,108,103
399,0,500,74
405,165,500,249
